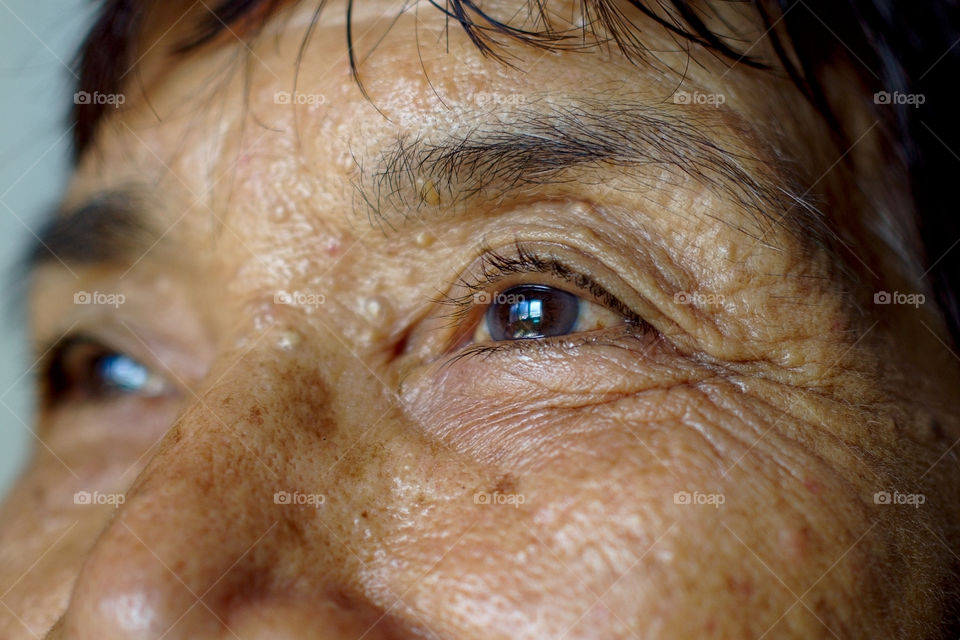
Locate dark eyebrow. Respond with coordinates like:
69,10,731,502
356,100,822,247
25,191,152,271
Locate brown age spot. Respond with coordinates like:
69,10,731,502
492,473,518,495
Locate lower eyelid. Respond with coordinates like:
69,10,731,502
450,323,656,366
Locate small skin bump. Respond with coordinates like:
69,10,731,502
415,231,435,247
421,180,441,206
325,237,341,255
275,329,302,351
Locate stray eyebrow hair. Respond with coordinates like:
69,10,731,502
25,191,152,271
357,100,825,248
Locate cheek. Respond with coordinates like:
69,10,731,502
398,344,901,635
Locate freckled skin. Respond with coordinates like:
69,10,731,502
2,1,960,638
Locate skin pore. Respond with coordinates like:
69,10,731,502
2,0,960,638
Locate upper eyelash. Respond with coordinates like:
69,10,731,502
435,241,642,331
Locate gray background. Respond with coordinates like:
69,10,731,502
0,0,92,494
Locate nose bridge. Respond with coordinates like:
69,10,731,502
61,336,371,639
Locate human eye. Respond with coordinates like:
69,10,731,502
442,243,653,355
475,283,623,342
40,335,171,407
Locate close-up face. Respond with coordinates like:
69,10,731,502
2,0,960,638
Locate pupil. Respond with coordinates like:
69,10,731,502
486,285,579,341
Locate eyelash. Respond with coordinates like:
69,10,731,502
440,242,645,353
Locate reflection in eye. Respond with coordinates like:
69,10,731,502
97,353,158,393
43,336,168,405
475,284,627,343
485,285,579,340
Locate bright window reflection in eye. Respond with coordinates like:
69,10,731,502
97,353,153,393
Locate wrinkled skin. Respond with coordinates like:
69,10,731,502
2,0,960,638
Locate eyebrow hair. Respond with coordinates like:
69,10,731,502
25,191,152,270
356,100,823,248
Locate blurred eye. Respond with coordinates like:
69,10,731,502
474,284,627,343
43,336,169,405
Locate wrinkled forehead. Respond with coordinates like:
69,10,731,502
72,0,778,157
